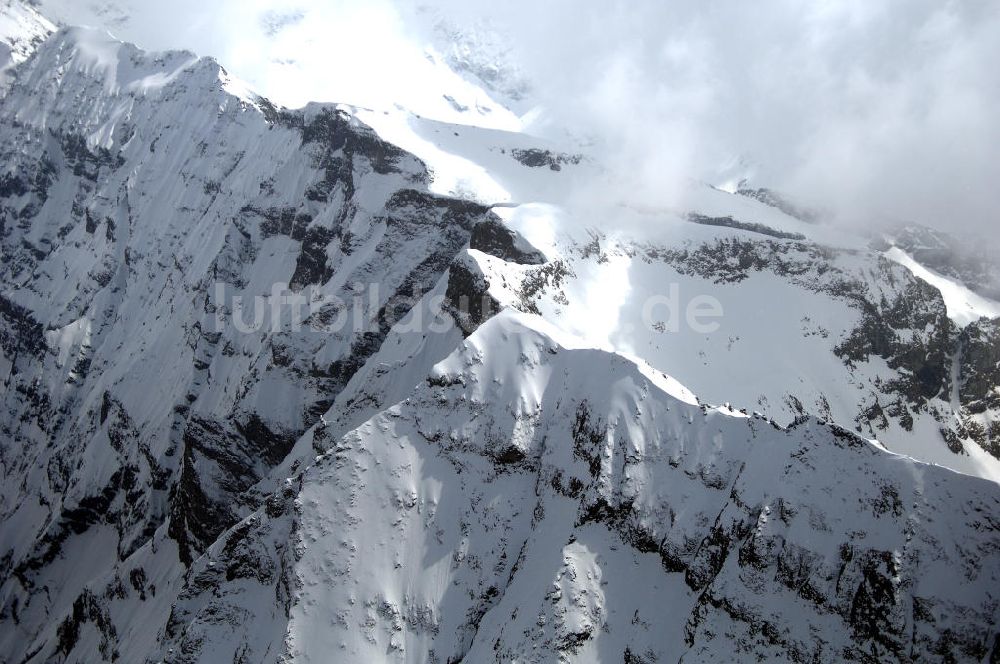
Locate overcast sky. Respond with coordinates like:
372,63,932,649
428,0,1000,236
37,0,1000,238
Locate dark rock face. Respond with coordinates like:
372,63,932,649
848,550,905,659
168,415,298,565
639,236,840,285
834,275,953,407
160,482,300,662
248,205,312,241
884,225,1000,301
735,185,818,223
960,319,1000,415
288,225,337,289
687,212,806,240
470,218,546,264
509,147,582,171
444,258,499,336
58,131,126,181
516,260,572,314
55,589,118,661
297,107,417,180
0,294,45,358
958,318,1000,457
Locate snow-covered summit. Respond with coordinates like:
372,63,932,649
1,3,999,663
0,0,54,84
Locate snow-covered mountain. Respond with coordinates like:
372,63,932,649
1,2,999,662
0,0,54,83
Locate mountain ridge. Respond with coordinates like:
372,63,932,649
0,5,999,662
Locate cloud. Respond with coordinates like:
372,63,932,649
38,0,1000,237
403,0,1000,236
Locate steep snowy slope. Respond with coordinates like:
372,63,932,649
306,104,1000,480
0,21,513,658
427,184,998,481
882,224,1000,301
0,0,54,84
1,3,999,663
267,312,1000,663
26,312,999,662
884,246,1000,327
25,1,998,481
